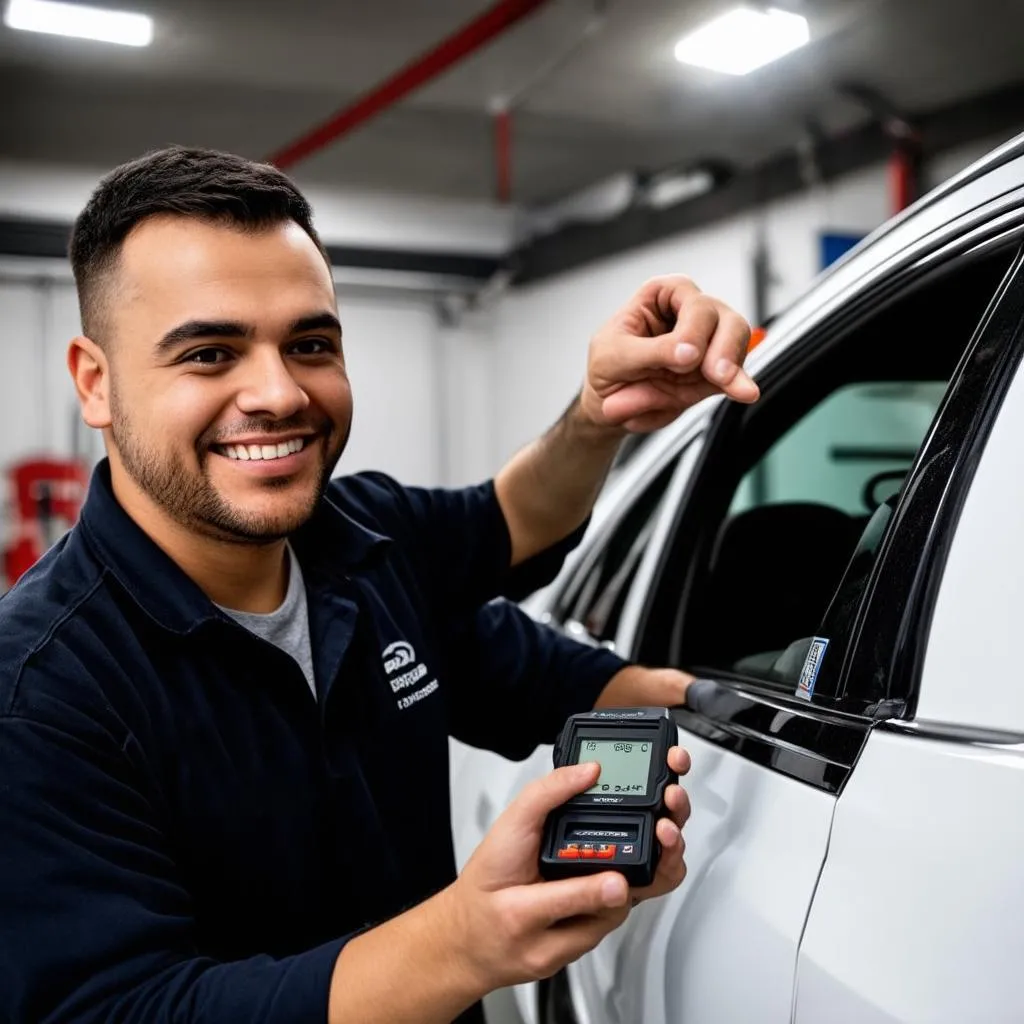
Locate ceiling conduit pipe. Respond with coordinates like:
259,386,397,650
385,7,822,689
266,0,555,170
840,82,922,214
493,102,513,204
488,0,609,204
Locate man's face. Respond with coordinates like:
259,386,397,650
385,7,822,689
98,215,351,543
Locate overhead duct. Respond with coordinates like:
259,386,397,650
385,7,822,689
637,160,734,210
521,159,733,240
523,171,639,238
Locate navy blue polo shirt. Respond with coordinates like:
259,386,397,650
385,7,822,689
0,459,624,1024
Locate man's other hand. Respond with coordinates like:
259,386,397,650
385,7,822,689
581,274,759,432
595,664,694,709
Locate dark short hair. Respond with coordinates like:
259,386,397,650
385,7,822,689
68,145,330,342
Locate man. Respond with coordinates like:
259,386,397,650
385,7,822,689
0,146,758,1023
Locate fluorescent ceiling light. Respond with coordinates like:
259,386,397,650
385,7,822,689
4,0,153,46
674,6,809,76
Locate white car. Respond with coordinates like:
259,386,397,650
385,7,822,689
451,129,1024,1024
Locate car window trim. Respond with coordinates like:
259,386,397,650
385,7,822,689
673,676,872,794
878,718,1024,749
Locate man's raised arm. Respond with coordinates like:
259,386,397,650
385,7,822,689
495,275,757,566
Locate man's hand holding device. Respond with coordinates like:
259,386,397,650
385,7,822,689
444,709,690,992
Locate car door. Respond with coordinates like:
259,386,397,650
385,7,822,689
555,228,1022,1024
794,246,1024,1024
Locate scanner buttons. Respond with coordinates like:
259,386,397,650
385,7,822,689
557,842,616,860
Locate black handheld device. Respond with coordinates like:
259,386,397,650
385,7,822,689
539,707,677,887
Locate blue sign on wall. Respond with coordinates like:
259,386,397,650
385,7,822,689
820,232,864,270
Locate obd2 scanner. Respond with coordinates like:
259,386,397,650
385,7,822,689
539,707,677,887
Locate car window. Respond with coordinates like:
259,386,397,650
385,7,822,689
555,459,676,646
706,380,946,684
637,239,1018,707
730,381,947,519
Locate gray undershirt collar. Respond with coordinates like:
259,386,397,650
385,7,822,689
217,544,317,697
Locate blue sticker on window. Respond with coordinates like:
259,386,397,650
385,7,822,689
796,637,829,700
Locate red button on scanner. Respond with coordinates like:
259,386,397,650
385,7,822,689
595,844,616,859
579,844,596,859
557,844,580,860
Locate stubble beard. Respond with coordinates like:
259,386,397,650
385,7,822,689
109,396,346,544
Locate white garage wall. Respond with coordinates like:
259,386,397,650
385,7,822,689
489,133,1018,466
436,308,497,488
0,282,52,467
0,275,94,467
332,289,443,487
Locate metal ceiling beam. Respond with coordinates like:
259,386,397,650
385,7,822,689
267,0,554,170
0,217,502,288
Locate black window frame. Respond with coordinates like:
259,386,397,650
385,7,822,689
844,242,1024,718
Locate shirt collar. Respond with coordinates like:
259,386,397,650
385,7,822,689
79,459,392,635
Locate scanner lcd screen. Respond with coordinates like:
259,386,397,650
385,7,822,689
576,737,652,795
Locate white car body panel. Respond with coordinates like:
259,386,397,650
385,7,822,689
795,729,1024,1024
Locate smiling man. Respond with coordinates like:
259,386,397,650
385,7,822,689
72,211,353,612
0,146,757,1024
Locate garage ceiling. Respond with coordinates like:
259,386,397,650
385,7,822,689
1,0,1023,206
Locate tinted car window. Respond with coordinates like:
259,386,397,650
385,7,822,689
730,381,946,518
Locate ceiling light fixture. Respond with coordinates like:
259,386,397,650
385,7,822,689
4,0,153,46
674,6,809,76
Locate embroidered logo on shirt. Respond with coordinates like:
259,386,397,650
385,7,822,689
381,640,439,711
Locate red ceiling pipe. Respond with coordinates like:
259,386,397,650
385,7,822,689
890,141,921,214
494,106,512,203
267,0,553,170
